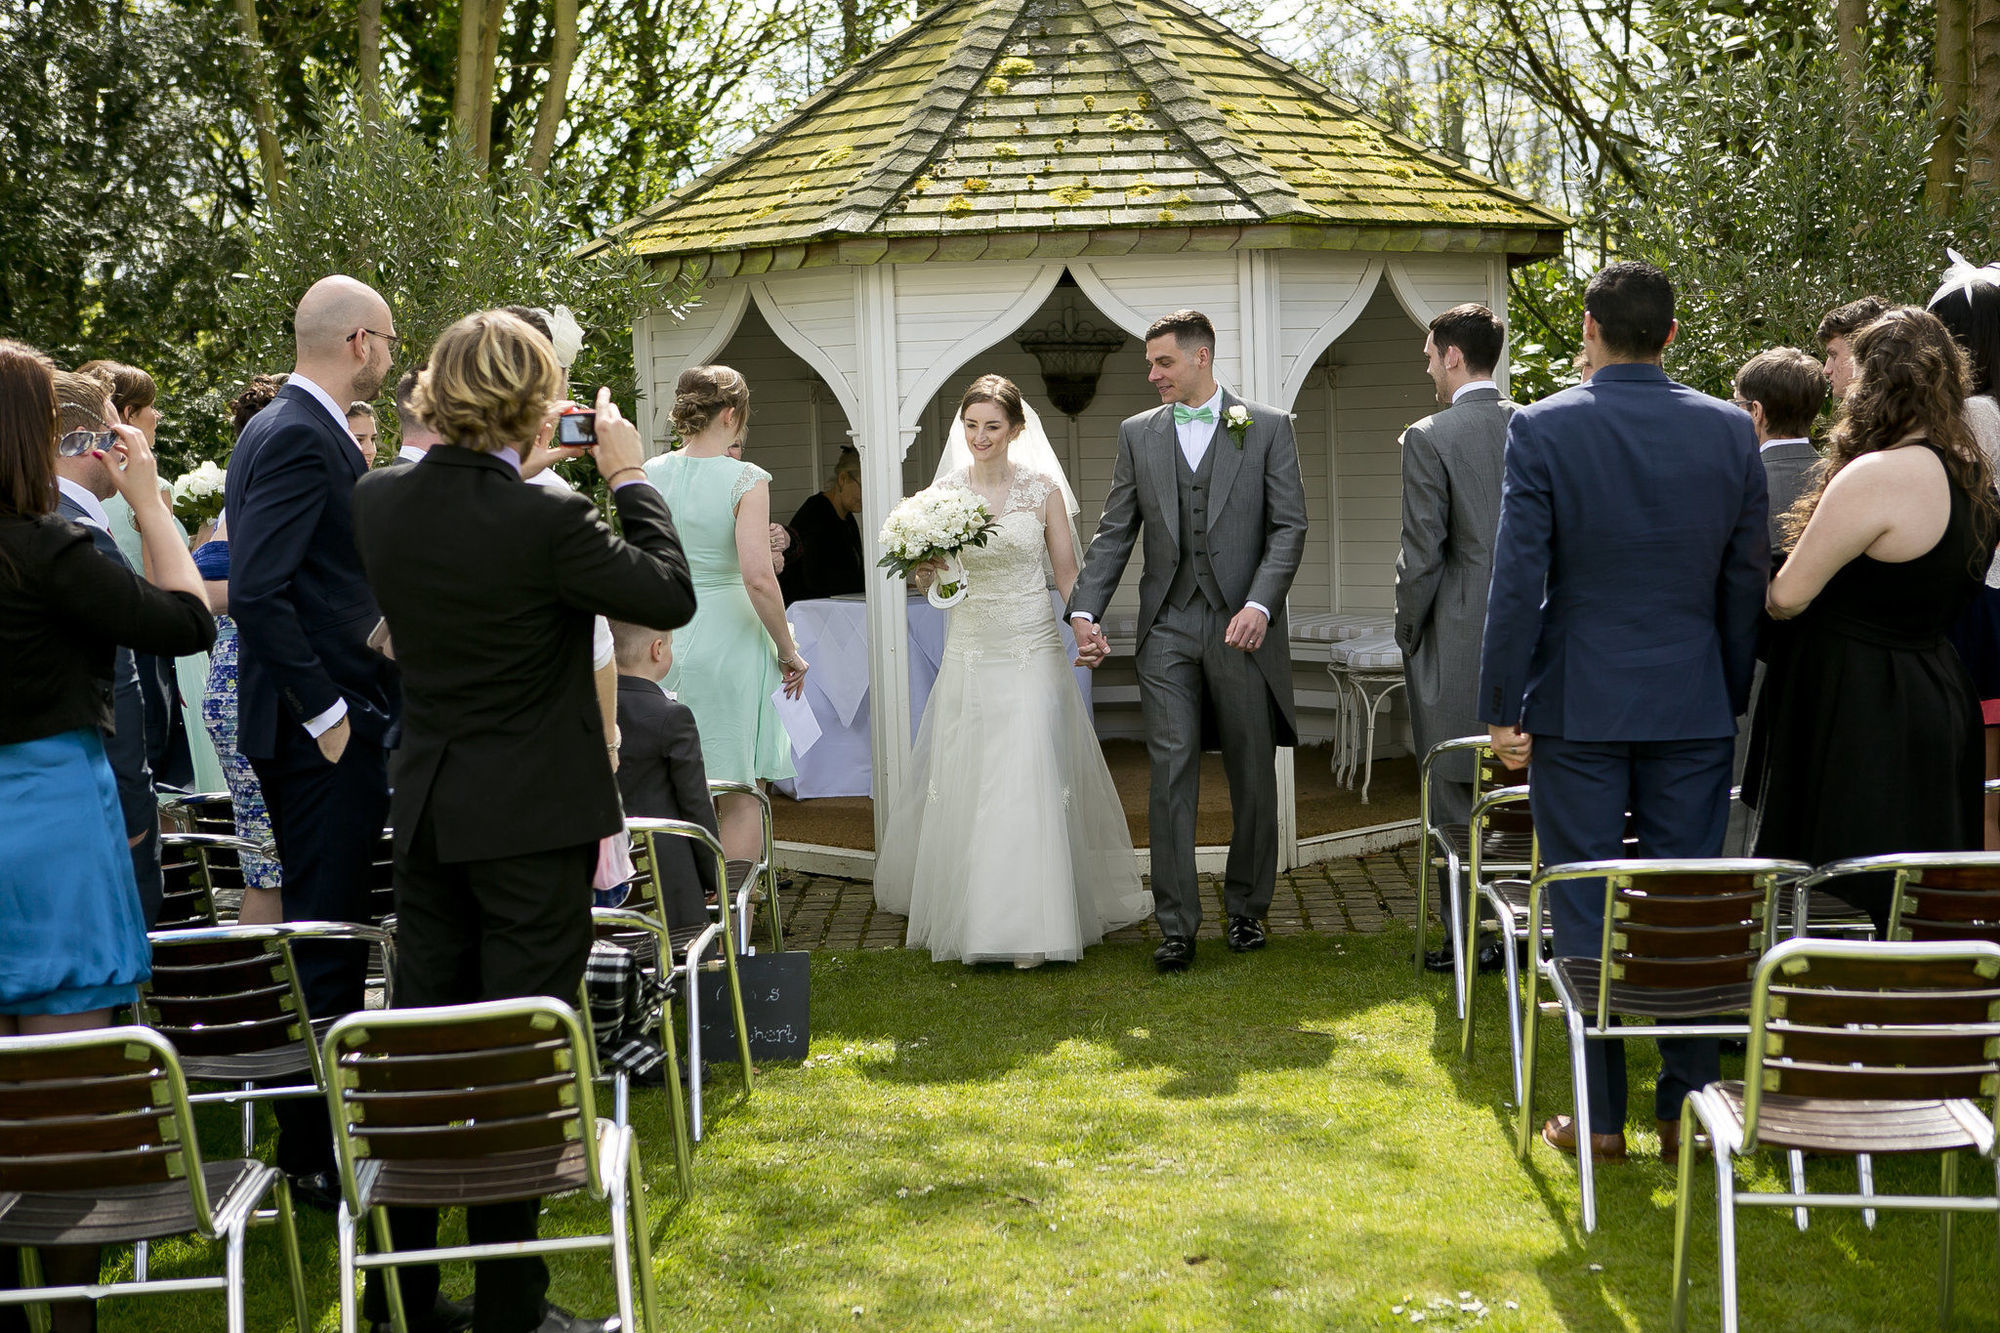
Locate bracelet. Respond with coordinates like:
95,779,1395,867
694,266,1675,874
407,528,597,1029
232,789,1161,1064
607,467,644,485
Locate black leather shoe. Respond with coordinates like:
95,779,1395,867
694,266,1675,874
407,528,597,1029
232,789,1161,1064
287,1169,342,1214
1153,935,1196,972
534,1303,622,1333
372,1295,475,1333
1226,916,1267,952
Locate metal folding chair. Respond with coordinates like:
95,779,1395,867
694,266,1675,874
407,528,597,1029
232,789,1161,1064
624,817,755,1141
0,1026,308,1333
1670,938,2000,1332
1516,857,1812,1232
707,779,783,952
141,921,395,1157
321,997,660,1333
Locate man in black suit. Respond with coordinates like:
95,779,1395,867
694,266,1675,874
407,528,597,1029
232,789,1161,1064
384,365,439,468
610,621,719,929
224,275,401,1202
51,371,163,926
352,311,696,1333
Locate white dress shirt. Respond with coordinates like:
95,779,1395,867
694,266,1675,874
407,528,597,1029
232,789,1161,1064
55,477,112,533
396,444,428,464
1759,435,1811,454
1451,379,1499,404
1176,386,1225,470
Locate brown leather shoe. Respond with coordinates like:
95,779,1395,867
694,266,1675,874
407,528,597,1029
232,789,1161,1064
1541,1115,1627,1162
1657,1118,1709,1166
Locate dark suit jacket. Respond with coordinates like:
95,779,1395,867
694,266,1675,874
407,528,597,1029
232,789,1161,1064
779,491,865,603
1480,363,1768,741
614,674,719,928
1758,439,1820,553
351,448,697,863
225,383,398,759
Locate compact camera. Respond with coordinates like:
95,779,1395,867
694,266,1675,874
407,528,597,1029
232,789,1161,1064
557,409,597,447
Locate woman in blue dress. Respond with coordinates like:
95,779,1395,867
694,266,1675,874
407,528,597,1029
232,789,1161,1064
0,339,215,1327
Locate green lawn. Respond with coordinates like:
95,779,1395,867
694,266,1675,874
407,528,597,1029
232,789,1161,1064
107,933,1997,1330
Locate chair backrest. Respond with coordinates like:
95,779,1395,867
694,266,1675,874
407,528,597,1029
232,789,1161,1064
321,998,603,1204
0,1026,217,1228
625,817,730,929
1890,857,2000,946
140,926,319,1073
361,828,397,927
1741,938,2000,1146
157,833,239,930
1473,752,1534,838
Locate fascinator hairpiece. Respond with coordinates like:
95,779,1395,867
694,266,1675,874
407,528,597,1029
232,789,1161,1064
544,305,585,370
1929,248,2000,308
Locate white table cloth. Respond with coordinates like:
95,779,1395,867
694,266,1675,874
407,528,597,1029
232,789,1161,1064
776,592,1092,799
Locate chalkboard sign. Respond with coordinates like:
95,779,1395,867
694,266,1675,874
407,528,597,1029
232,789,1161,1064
698,951,810,1062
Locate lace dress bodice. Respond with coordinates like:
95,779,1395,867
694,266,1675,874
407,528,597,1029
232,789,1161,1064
942,467,1062,652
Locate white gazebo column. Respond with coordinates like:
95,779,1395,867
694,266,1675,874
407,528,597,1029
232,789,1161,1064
855,264,915,850
1242,250,1301,871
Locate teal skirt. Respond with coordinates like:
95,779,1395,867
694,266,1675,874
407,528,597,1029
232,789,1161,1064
0,729,151,1013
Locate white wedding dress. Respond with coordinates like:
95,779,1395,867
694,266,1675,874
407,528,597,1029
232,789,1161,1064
873,466,1152,965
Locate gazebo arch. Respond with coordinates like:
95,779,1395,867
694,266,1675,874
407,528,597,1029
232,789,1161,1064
592,0,1567,863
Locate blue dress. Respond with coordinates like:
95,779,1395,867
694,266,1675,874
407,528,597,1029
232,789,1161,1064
0,729,151,1012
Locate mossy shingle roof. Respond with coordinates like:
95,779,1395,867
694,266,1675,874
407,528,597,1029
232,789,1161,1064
594,0,1567,271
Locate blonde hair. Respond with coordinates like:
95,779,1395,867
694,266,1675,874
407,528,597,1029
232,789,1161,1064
412,310,564,454
671,365,749,438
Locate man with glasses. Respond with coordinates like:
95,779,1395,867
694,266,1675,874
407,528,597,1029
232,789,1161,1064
224,276,413,1231
52,371,166,927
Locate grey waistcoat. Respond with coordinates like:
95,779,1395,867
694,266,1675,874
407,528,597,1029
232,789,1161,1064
1166,434,1227,611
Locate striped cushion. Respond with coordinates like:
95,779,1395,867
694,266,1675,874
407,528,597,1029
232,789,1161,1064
1288,611,1391,644
1328,631,1403,671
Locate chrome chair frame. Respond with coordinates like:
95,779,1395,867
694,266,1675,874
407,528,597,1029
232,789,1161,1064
1461,783,1538,1106
0,1025,308,1333
708,779,783,952
589,905,697,1195
157,831,272,929
1669,938,2000,1332
1516,857,1813,1233
626,817,756,1140
321,997,660,1333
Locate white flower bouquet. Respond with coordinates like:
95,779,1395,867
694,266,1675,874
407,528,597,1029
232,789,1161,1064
170,460,228,528
877,483,999,608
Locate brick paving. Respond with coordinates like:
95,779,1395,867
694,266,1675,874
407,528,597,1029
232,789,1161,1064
773,848,1427,951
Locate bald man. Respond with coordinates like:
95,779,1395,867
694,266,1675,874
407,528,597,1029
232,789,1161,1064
224,275,404,1214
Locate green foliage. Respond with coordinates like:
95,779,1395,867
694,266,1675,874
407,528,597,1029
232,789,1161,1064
227,87,679,451
0,0,258,474
1605,46,1992,401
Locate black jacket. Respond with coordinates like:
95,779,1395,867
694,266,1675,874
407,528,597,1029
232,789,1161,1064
352,448,697,862
225,383,398,759
780,491,865,603
614,674,719,928
0,511,213,748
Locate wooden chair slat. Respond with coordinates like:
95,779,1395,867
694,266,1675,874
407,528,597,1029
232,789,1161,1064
0,1072,164,1118
1767,1060,1997,1101
1773,954,2000,990
1771,985,2000,1025
145,986,294,1025
1910,867,2000,892
1612,891,1766,928
0,1107,169,1154
333,1014,564,1057
0,1043,163,1083
1612,955,1757,990
1904,886,2000,921
1897,917,2000,944
338,1039,572,1091
1617,873,1763,897
1613,922,1763,958
157,1015,301,1057
152,938,284,969
0,1148,182,1192
353,1111,579,1161
348,1075,576,1128
1770,1024,2000,1068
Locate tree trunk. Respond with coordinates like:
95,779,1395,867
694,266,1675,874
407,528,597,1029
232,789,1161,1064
452,0,487,148
230,0,288,201
526,0,577,178
840,0,865,67
471,0,507,167
1836,0,1868,109
358,0,383,124
1968,0,2000,199
1931,0,1971,206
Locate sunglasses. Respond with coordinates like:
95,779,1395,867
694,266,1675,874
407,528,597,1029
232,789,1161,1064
59,428,117,458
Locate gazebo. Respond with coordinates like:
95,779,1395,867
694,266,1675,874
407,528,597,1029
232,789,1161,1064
590,0,1567,871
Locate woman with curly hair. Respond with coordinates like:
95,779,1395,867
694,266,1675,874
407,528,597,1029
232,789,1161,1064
1746,306,2000,930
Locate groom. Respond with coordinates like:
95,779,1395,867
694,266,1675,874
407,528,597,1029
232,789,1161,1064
1070,310,1309,972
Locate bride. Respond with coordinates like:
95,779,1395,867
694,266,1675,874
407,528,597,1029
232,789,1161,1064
873,374,1151,966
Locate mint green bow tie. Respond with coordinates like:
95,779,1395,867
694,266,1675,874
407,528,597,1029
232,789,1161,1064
1173,405,1214,424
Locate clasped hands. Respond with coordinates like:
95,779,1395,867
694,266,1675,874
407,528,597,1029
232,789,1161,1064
1068,606,1269,668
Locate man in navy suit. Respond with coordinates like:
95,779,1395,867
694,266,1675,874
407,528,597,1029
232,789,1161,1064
225,275,403,1210
1480,261,1768,1163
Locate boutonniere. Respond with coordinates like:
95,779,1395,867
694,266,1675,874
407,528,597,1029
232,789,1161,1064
1224,403,1251,448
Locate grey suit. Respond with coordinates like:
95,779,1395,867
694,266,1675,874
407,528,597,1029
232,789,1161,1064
1394,387,1514,826
1071,393,1309,936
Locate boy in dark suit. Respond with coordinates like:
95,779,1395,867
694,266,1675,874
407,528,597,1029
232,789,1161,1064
611,621,719,930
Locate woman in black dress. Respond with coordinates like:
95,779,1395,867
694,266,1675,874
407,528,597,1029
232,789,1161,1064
1749,307,2000,930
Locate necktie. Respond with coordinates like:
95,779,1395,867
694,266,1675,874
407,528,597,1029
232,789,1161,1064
1173,405,1214,424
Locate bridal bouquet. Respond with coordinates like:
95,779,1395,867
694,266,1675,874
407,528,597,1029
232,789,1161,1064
877,484,998,608
170,460,228,528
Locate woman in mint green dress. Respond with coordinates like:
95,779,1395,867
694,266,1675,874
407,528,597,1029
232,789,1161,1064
642,365,809,862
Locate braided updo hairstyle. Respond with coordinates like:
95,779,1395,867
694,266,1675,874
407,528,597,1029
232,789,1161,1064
672,365,750,439
1783,305,2000,563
